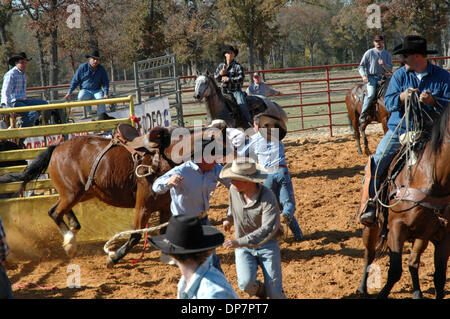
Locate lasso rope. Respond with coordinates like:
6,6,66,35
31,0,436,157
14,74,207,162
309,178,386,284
103,222,169,255
373,89,428,209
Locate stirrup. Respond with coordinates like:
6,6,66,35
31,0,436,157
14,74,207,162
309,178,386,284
359,199,377,226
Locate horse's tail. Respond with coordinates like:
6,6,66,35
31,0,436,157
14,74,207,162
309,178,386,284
0,145,58,194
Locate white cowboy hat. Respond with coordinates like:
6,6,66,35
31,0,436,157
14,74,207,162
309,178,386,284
219,158,268,183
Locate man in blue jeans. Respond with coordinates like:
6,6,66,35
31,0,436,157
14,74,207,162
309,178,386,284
1,52,48,127
64,50,110,118
359,35,450,225
239,113,303,241
214,45,252,126
358,35,393,124
221,158,286,299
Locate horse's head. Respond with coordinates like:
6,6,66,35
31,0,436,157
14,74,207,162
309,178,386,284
194,75,212,101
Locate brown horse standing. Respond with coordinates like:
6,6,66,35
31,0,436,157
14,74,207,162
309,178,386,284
345,83,390,155
359,105,450,299
0,126,215,267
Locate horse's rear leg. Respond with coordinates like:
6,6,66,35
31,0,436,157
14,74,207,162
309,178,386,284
358,225,379,297
433,234,450,299
48,200,79,258
408,239,428,299
66,210,81,234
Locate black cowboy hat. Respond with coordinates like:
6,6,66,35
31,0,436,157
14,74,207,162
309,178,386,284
373,35,384,41
393,35,438,55
8,52,32,66
148,215,224,255
85,50,101,59
222,45,239,57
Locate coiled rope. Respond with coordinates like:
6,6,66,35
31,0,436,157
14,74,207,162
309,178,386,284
103,222,169,255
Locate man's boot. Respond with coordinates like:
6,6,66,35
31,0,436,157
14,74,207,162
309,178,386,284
282,214,303,241
359,156,377,226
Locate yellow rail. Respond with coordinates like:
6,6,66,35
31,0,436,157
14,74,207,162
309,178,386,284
0,96,134,114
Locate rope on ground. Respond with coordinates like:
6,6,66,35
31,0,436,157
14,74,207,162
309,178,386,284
13,282,57,291
103,222,169,255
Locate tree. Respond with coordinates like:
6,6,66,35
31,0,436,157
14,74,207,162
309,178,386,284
18,0,68,98
163,0,217,75
217,0,285,71
0,0,15,73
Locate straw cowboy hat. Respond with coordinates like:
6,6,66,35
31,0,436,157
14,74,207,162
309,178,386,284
85,50,101,59
8,52,32,66
222,45,239,57
208,119,227,130
254,112,288,141
219,158,268,183
393,35,438,55
148,215,224,255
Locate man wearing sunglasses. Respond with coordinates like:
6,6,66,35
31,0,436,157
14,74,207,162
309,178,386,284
359,35,450,225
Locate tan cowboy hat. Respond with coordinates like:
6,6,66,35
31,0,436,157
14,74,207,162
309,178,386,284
219,158,268,183
208,119,227,130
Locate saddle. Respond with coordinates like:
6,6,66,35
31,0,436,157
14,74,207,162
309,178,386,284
355,76,391,116
85,124,170,191
222,93,267,124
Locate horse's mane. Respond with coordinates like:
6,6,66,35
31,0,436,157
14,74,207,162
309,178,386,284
207,74,224,100
430,104,449,155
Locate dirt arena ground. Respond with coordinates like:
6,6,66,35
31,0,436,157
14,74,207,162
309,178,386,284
5,127,448,299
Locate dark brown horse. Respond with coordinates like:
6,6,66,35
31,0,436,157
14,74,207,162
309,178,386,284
0,125,218,267
359,105,450,299
345,83,390,155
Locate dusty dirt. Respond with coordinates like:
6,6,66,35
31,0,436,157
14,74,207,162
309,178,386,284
4,127,448,299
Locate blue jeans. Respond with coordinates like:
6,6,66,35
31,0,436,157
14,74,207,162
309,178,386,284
264,167,303,240
235,239,286,299
368,128,402,197
200,216,224,274
0,264,12,299
78,89,106,114
12,99,48,127
360,75,381,121
231,90,252,124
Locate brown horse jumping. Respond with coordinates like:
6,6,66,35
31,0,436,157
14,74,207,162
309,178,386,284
359,105,450,299
345,83,390,155
0,125,219,267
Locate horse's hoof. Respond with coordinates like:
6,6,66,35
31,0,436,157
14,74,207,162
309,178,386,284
63,233,77,258
412,290,423,299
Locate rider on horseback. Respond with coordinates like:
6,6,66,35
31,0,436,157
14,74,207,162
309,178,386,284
358,35,393,125
359,35,450,226
214,45,252,126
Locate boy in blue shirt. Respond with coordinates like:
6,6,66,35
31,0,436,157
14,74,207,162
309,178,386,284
240,113,303,241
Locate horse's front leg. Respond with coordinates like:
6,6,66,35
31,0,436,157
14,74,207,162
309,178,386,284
377,221,407,299
106,206,149,268
408,238,429,299
433,232,450,299
358,224,380,297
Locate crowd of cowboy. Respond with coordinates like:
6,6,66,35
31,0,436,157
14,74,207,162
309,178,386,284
1,34,449,299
